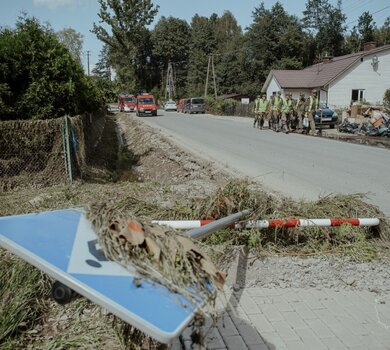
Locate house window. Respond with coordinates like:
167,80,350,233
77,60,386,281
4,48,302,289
351,89,365,102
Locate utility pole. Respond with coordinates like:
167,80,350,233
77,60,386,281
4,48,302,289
204,55,211,97
86,50,90,76
211,54,217,99
204,54,217,98
165,61,175,100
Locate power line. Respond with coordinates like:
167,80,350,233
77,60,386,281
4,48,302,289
346,5,390,26
344,0,371,14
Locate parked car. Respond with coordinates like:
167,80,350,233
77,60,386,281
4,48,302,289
118,94,136,112
164,100,177,111
177,98,186,113
183,97,205,114
315,103,338,129
135,93,157,116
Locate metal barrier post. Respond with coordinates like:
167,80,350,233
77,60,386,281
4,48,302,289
63,116,73,183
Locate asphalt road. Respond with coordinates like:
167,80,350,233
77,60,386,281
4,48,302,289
134,110,390,215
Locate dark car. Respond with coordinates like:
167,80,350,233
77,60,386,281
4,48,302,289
315,103,338,129
183,97,205,114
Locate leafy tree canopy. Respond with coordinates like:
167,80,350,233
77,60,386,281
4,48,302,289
303,0,346,56
0,16,102,120
56,27,84,64
358,11,376,43
91,0,158,90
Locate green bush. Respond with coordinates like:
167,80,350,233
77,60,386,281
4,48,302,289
0,16,104,120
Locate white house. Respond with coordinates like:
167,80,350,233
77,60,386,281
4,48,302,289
261,43,390,108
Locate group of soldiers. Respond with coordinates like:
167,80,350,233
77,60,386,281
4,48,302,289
253,89,319,134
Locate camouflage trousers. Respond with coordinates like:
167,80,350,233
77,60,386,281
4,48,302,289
280,112,292,133
270,110,280,131
254,112,267,129
305,111,316,134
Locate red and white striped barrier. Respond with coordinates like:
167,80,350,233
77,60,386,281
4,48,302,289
152,218,380,230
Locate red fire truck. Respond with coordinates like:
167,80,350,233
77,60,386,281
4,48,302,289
135,93,157,117
118,94,136,112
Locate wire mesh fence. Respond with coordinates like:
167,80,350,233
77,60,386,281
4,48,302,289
0,111,106,192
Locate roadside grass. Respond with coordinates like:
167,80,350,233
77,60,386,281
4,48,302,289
192,179,389,262
1,178,389,348
0,250,50,347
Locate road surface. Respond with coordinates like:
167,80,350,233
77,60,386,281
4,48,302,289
133,111,390,215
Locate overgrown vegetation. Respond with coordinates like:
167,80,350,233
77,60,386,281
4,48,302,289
0,250,50,345
0,16,104,121
195,180,389,261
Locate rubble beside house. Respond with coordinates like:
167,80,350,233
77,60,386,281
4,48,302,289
340,104,390,137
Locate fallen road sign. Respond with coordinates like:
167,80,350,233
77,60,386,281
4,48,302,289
0,209,199,344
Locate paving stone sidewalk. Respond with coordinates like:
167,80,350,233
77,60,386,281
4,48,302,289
172,287,390,350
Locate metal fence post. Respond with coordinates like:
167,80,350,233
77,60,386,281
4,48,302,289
62,116,73,183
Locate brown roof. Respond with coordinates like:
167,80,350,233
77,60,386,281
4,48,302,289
262,45,390,91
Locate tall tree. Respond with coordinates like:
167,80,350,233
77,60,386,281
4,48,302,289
375,17,390,46
92,44,111,80
212,11,246,95
91,0,159,90
56,27,84,64
151,16,191,97
245,2,305,93
186,14,216,96
303,0,346,57
92,44,120,102
344,26,361,53
358,11,376,43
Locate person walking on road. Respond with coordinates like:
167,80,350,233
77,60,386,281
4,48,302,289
295,93,306,133
306,89,319,135
253,95,261,128
280,93,293,134
270,91,282,132
256,93,269,129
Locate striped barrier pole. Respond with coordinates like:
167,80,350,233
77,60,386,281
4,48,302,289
152,218,380,230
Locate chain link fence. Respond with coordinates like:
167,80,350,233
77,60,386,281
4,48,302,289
0,111,106,192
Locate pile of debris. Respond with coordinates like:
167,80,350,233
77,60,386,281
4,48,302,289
86,202,226,308
339,111,390,136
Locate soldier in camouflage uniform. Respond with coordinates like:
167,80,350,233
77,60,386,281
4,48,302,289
270,91,282,132
253,95,261,128
280,93,293,134
295,93,306,133
256,93,269,129
305,89,319,135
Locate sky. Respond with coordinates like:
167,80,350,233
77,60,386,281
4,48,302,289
0,0,389,73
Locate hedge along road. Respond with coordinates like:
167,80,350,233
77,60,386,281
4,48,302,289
135,111,390,215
